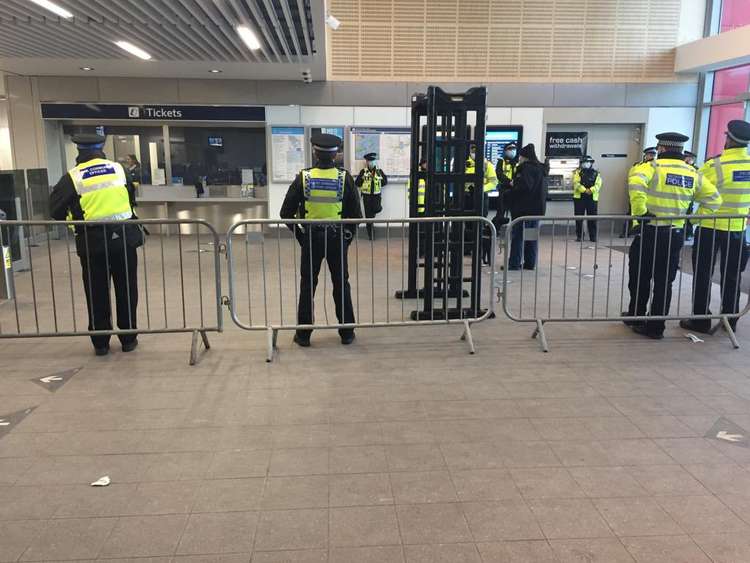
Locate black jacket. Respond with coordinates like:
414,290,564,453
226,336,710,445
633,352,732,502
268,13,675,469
506,160,547,218
49,150,140,257
279,163,362,237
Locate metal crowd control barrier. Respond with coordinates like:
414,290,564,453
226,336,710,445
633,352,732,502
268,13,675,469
225,217,496,362
0,219,222,364
500,213,750,352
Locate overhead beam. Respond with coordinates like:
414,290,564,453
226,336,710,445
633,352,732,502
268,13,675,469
675,24,750,74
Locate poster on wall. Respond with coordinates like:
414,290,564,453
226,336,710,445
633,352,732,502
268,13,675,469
311,126,345,168
271,126,305,182
351,127,410,177
545,132,588,157
485,126,523,163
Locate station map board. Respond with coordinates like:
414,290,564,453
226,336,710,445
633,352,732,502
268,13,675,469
351,127,411,178
271,126,305,182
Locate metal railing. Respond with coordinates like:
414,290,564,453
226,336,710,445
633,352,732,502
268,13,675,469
499,213,750,352
225,217,496,361
0,219,222,364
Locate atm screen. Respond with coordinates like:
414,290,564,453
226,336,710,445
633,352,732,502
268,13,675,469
208,136,223,148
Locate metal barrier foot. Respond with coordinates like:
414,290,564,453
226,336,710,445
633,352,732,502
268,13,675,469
533,320,549,352
189,329,210,366
266,327,277,363
721,316,740,349
461,320,476,354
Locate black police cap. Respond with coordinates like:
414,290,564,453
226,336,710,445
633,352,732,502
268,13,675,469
71,133,106,148
363,152,377,161
684,150,697,158
727,120,750,144
643,146,657,154
655,132,689,148
581,155,594,162
310,133,342,152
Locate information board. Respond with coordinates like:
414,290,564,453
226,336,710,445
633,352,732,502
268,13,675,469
271,126,305,182
351,127,411,177
485,126,523,164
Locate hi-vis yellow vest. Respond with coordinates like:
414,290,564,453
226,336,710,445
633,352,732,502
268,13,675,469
628,158,721,228
466,157,499,193
359,169,382,195
698,147,750,231
68,158,132,221
302,167,345,219
407,178,426,215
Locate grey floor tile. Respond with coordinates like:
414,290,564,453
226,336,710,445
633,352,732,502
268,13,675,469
654,438,733,465
0,485,66,520
654,495,750,534
461,500,543,541
397,503,473,544
329,473,393,507
527,498,614,539
261,476,329,510
626,465,710,496
99,514,188,558
125,480,201,515
386,444,446,472
477,540,558,562
451,469,521,501
207,450,271,479
251,549,327,563
52,484,137,518
628,416,700,438
0,520,40,562
439,442,505,470
329,505,401,547
550,538,636,562
193,478,265,513
176,511,258,555
693,532,750,562
683,463,750,495
269,448,328,476
719,494,750,525
329,446,387,474
254,509,328,551
568,466,648,498
390,471,457,504
510,467,586,499
593,497,684,537
622,535,712,563
329,546,404,562
404,543,481,563
174,555,251,563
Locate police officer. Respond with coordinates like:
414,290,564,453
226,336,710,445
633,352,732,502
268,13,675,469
355,152,388,240
467,143,499,213
280,133,362,347
624,132,721,339
683,150,699,240
407,158,427,216
621,147,658,237
495,142,518,222
681,120,750,335
573,155,602,242
49,133,142,356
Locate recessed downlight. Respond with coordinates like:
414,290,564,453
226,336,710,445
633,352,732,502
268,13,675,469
80,66,94,71
30,0,73,19
114,40,152,60
209,69,223,73
236,25,261,50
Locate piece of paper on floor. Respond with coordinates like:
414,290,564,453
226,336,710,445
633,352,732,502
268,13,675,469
91,475,110,486
685,333,704,343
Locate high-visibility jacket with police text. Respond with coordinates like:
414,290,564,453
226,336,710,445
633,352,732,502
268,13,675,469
628,157,721,227
698,147,750,231
68,158,133,222
302,167,346,219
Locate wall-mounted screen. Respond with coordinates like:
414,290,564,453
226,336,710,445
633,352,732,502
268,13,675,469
207,136,223,148
485,126,523,164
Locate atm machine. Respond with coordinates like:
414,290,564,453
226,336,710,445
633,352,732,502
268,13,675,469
546,157,580,200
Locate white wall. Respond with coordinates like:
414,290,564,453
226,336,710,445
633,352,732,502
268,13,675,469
644,107,697,148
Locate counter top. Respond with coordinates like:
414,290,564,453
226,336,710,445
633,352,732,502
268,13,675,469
138,196,267,204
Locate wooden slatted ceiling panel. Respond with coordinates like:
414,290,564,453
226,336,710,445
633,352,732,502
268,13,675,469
327,0,687,82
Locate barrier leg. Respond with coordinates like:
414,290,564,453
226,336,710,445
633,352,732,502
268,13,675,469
721,316,740,350
190,330,199,366
533,319,549,353
200,330,211,351
461,320,476,354
266,327,276,363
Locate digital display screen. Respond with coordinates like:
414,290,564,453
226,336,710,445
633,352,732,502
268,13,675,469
208,136,223,147
484,127,523,164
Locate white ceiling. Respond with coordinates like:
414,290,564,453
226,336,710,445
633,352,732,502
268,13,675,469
0,0,327,80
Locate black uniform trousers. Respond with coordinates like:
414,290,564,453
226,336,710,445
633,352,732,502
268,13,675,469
626,224,684,335
361,193,381,239
691,227,745,331
574,196,598,241
80,241,138,350
297,226,355,339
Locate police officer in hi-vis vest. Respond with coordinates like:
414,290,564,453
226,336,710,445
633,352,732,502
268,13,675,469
280,133,362,347
681,120,750,335
50,133,142,356
355,152,388,240
572,155,602,242
623,132,722,339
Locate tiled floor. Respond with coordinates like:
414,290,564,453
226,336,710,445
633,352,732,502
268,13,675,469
2,233,750,561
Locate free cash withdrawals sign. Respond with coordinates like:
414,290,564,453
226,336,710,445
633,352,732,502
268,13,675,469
546,132,588,157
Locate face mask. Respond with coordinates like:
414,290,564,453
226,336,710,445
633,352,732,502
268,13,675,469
368,161,376,169
505,150,516,159
582,162,592,169
686,159,695,166
469,151,476,160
